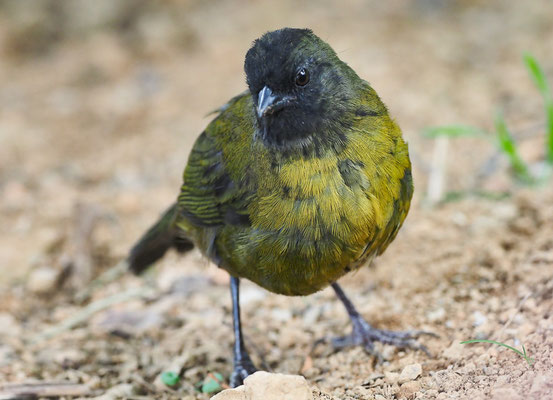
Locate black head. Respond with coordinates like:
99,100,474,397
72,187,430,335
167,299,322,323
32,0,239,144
244,28,358,151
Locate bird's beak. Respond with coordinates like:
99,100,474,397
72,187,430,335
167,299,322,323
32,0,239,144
257,86,278,118
256,86,293,118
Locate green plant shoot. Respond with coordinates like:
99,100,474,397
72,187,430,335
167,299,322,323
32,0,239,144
423,125,488,138
460,339,534,366
523,52,553,164
494,112,533,183
423,121,533,183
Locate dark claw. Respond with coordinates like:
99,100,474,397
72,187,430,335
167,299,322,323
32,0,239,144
328,283,436,361
331,317,436,359
229,358,257,387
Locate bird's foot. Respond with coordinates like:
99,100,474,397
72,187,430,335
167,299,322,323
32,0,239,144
331,315,435,360
229,357,258,387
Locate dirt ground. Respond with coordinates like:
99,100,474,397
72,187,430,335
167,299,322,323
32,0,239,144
1,1,552,399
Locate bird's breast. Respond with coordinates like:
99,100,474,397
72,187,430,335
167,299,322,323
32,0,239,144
230,153,386,295
252,154,377,246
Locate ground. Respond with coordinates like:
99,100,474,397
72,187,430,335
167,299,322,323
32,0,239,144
0,1,552,399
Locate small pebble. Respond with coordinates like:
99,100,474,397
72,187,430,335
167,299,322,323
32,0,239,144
211,371,312,400
302,306,322,325
427,307,446,322
384,371,399,384
0,313,21,336
491,387,522,400
472,311,487,327
398,381,421,398
92,383,134,400
399,363,422,383
240,286,267,305
494,375,510,387
271,308,292,322
27,266,59,293
443,341,464,359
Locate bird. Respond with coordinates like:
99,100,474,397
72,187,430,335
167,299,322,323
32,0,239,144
128,28,429,387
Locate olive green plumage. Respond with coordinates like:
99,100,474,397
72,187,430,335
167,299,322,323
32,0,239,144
129,28,413,296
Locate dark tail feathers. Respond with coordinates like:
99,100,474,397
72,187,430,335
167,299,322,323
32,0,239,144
128,203,194,274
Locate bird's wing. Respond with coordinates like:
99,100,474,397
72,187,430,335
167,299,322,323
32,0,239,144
176,92,254,229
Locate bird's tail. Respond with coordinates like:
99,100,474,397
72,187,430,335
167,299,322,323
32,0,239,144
128,203,194,274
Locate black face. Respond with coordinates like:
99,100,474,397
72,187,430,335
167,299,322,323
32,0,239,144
244,28,354,149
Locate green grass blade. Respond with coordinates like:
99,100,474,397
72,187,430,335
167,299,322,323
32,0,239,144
495,112,533,182
546,99,553,163
523,52,553,164
524,53,550,95
522,344,535,365
423,125,488,139
460,339,524,356
460,339,534,366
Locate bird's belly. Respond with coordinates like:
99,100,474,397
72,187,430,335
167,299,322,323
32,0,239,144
221,184,379,295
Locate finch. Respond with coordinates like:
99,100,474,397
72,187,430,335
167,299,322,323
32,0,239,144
128,28,428,387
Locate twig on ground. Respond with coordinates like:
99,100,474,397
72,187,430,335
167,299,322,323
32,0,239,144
0,382,89,399
59,202,107,290
74,259,129,303
32,286,155,343
497,292,532,339
426,136,449,206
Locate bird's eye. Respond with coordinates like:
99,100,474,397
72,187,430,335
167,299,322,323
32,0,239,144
295,68,310,86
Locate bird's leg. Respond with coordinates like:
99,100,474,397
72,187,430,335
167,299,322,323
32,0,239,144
330,282,433,359
229,276,257,387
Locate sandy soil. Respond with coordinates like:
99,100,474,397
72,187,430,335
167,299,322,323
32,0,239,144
1,1,552,399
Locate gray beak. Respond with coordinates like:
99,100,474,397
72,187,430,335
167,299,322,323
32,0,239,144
257,86,278,118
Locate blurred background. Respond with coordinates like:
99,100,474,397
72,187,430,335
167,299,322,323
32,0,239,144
1,1,552,399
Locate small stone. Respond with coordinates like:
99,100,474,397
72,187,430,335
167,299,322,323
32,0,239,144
491,387,522,400
517,323,534,337
95,309,164,335
3,181,32,210
398,381,421,399
472,311,487,327
364,372,384,384
212,391,247,400
492,203,517,221
427,307,446,322
54,348,86,368
92,383,134,400
443,341,464,359
433,369,463,392
375,395,386,400
0,312,21,336
270,308,293,322
240,286,267,305
384,371,399,384
211,371,312,400
398,363,422,383
302,306,322,325
494,375,510,387
0,345,16,367
380,344,396,361
529,373,553,396
27,266,59,293
457,362,476,375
